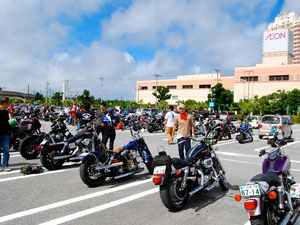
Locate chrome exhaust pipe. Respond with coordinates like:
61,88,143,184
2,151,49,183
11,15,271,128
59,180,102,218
114,172,134,180
95,162,123,170
280,211,292,225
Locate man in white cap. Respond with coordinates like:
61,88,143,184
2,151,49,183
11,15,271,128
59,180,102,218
171,104,195,159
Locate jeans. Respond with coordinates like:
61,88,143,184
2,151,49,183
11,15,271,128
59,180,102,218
0,135,10,168
178,137,191,159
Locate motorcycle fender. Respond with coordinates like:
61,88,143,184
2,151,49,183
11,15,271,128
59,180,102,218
81,151,107,164
246,197,263,217
160,170,172,186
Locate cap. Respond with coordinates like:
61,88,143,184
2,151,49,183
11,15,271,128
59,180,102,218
178,104,186,109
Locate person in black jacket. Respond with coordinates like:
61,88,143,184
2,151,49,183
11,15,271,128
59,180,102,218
0,98,11,172
101,107,121,150
95,102,107,134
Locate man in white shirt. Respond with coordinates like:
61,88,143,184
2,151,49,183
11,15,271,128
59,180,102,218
164,105,176,144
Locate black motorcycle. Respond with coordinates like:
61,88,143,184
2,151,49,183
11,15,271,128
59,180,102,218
10,117,42,151
19,117,72,160
152,131,228,211
40,124,95,170
147,116,165,133
80,127,153,187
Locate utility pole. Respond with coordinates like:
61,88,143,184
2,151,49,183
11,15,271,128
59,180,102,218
215,69,220,84
98,77,104,102
153,73,161,108
27,84,30,94
46,82,49,103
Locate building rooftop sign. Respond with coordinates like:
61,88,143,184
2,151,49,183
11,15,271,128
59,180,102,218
263,28,293,54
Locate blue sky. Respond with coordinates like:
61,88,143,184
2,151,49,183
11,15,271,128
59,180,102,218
0,0,297,100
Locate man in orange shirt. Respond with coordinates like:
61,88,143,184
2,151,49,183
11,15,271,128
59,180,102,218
171,104,195,159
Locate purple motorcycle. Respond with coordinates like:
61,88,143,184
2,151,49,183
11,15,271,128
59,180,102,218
235,130,300,225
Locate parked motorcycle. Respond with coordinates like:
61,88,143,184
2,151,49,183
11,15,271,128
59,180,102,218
9,117,42,151
40,124,95,170
80,127,153,187
152,131,228,211
236,120,253,144
234,130,300,224
213,121,231,141
19,117,72,160
147,116,165,133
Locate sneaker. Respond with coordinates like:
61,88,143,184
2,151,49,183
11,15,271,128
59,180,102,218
3,168,11,172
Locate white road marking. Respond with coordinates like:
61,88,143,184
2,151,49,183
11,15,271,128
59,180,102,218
254,140,300,152
39,187,159,225
218,151,258,158
0,170,20,176
0,168,78,183
0,178,152,223
244,222,250,225
216,141,237,146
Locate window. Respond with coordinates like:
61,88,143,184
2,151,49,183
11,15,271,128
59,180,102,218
140,86,148,90
182,85,193,89
240,76,258,81
167,85,177,89
199,84,211,89
269,75,289,81
152,86,162,90
172,95,178,100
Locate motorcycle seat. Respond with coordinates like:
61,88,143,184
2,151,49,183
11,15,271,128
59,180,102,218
105,147,122,154
172,157,192,168
250,171,281,187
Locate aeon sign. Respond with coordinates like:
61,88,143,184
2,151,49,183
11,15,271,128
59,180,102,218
265,32,286,41
263,28,293,54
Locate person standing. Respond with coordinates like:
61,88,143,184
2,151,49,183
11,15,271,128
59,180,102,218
95,102,107,134
101,107,122,150
70,104,77,126
171,104,195,159
0,98,12,172
9,103,14,119
164,105,176,144
76,104,95,129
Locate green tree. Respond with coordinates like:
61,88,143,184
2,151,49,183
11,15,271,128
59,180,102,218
33,92,44,101
158,100,168,110
152,86,171,104
51,92,63,106
77,89,95,105
208,83,233,112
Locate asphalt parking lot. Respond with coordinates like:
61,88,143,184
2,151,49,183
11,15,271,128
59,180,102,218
1,122,300,225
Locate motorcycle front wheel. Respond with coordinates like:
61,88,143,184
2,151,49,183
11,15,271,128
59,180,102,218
80,158,106,187
160,175,189,211
19,135,40,159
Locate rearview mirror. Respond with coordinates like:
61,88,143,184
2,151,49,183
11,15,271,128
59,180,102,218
259,149,266,157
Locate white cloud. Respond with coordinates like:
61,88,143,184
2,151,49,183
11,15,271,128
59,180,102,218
282,0,300,13
0,0,279,99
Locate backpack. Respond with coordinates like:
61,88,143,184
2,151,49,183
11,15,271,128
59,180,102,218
20,164,44,175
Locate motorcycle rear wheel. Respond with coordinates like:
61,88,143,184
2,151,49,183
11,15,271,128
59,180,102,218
40,146,65,170
80,158,106,187
160,175,189,211
19,135,40,159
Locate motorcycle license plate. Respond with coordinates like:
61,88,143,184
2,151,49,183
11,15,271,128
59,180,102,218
239,184,261,197
40,140,47,146
153,166,166,175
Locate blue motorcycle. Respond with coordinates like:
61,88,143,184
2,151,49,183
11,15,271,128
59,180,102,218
80,127,153,187
236,119,253,144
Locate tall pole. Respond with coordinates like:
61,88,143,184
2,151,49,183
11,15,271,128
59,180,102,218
27,84,30,94
98,77,104,102
153,73,161,108
215,69,220,84
46,82,49,103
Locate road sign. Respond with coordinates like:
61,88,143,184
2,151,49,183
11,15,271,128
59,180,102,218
209,102,215,108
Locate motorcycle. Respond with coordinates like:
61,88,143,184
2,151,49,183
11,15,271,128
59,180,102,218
234,129,300,225
147,116,165,133
152,131,228,211
9,117,42,151
80,127,154,187
194,118,206,136
40,124,95,170
19,117,72,160
236,120,253,144
213,121,231,141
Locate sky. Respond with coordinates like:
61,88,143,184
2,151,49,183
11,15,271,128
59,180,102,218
0,0,298,100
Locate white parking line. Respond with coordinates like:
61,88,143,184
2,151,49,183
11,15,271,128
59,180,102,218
0,170,20,176
254,140,300,152
0,168,78,183
0,178,152,223
218,151,258,158
39,187,159,225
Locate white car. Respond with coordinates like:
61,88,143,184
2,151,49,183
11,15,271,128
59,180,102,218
249,116,261,128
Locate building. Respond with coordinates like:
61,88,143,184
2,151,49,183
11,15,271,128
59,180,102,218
136,73,234,105
266,12,300,64
234,12,300,102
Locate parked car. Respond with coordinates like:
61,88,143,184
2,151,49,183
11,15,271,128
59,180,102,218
248,116,261,128
143,108,158,116
258,115,292,139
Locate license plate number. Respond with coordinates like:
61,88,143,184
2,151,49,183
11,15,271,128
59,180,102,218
153,166,166,175
239,184,261,197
